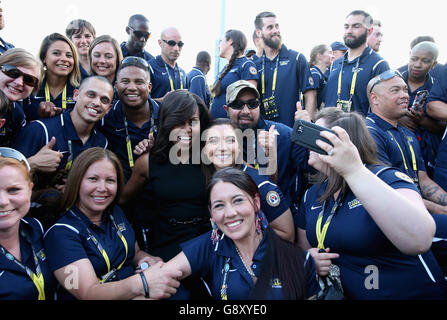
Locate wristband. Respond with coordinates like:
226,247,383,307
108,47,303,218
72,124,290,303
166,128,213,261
140,272,150,298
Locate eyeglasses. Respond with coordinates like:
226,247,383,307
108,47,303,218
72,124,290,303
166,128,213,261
0,147,31,172
369,70,404,94
228,99,260,110
128,26,151,40
121,56,149,68
162,39,184,48
1,64,39,89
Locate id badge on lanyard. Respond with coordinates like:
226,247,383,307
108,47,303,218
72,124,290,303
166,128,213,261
261,55,280,120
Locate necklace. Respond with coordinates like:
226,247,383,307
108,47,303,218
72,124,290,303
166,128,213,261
235,246,255,277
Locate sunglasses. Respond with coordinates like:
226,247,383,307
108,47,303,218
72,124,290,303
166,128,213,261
369,70,404,94
1,64,39,89
162,39,184,48
228,99,260,110
128,26,151,40
0,147,31,172
121,56,149,68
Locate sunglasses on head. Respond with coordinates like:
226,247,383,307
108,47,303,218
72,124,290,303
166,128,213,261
121,56,149,68
228,99,260,110
162,39,184,48
1,64,39,89
128,26,151,40
0,147,31,172
369,70,404,94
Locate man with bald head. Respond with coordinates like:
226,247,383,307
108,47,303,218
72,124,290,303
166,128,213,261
121,14,154,63
365,70,447,274
148,27,186,101
398,41,443,177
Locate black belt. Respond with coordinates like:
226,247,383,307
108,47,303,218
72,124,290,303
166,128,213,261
167,217,208,226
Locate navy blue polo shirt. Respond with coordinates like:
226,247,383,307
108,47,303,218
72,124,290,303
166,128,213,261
0,217,56,300
296,165,447,299
181,229,319,299
242,164,291,223
0,101,26,147
324,46,389,115
12,109,108,170
23,78,77,121
120,42,155,63
244,117,309,201
211,57,258,118
311,66,328,108
79,64,90,81
187,67,211,107
365,113,425,183
44,205,136,300
149,55,187,99
427,63,447,105
0,37,14,54
434,129,447,191
99,99,159,180
255,45,315,128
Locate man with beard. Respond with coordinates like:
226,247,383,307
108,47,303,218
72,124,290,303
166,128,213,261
0,4,14,55
254,11,316,126
149,27,186,101
365,70,447,275
223,80,310,213
324,10,389,116
120,14,154,63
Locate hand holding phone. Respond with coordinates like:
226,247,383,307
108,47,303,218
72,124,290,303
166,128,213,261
291,120,335,155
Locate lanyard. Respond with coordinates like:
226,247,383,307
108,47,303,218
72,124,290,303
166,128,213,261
337,57,360,102
261,54,280,97
0,228,46,300
316,195,343,249
387,131,418,181
70,210,129,282
45,82,67,110
164,63,183,91
65,139,73,171
123,116,134,168
220,257,231,300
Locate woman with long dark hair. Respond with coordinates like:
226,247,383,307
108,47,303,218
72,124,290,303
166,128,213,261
210,29,258,118
162,167,319,299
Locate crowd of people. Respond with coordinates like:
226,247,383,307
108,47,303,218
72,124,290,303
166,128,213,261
1,4,447,301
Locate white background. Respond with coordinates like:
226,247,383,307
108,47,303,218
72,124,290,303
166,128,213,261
2,0,445,83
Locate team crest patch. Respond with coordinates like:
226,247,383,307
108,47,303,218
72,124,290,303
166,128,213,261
37,249,47,261
395,171,414,184
348,198,362,210
249,66,258,75
280,60,289,66
266,191,280,207
309,76,315,87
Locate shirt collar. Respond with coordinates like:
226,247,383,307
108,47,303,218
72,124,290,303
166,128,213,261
367,112,399,131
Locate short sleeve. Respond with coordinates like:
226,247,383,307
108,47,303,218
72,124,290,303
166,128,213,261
240,60,259,81
180,232,213,278
375,167,420,193
44,224,88,272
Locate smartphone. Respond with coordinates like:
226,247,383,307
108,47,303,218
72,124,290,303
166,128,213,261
410,90,429,111
291,120,335,155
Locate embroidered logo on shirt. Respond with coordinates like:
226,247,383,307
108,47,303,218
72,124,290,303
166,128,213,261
309,76,315,87
272,278,283,288
266,191,280,207
395,171,414,184
348,198,362,210
280,61,289,66
118,223,127,232
249,66,258,75
37,249,47,261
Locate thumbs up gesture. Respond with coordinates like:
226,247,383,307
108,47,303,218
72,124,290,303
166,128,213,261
257,125,277,158
294,101,311,122
28,137,63,173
